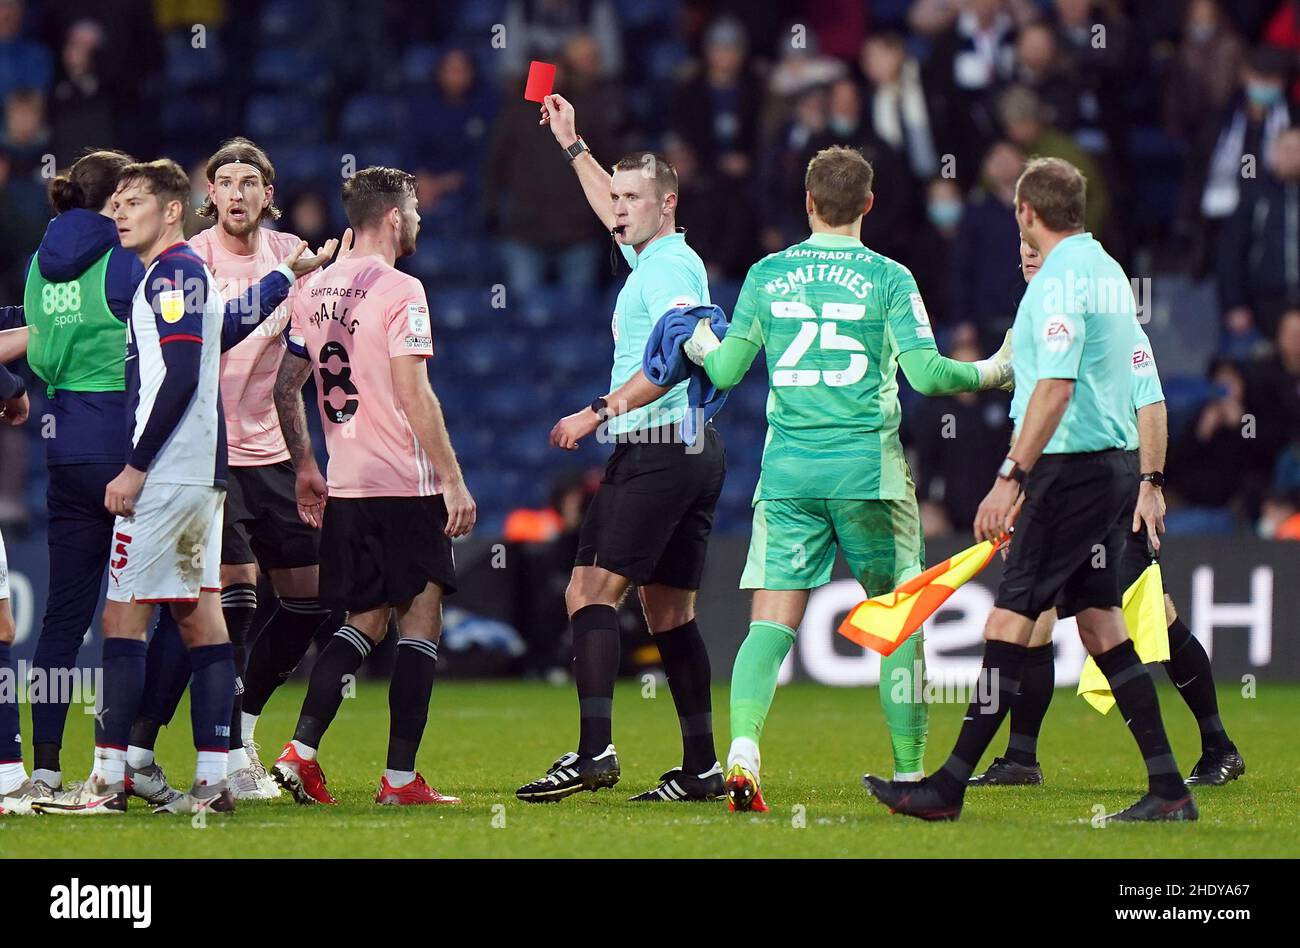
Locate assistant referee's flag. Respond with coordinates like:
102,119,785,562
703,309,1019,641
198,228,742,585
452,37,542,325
836,537,1005,656
1077,556,1170,714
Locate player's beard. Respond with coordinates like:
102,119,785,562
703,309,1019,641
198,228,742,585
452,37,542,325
221,209,260,239
398,222,418,258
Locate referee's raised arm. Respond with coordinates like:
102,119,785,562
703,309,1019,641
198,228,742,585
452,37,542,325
539,94,616,233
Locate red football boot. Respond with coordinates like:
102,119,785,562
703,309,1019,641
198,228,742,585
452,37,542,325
725,763,769,813
375,773,461,805
272,743,337,805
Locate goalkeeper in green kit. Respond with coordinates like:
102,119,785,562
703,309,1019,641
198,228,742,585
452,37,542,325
683,146,1014,811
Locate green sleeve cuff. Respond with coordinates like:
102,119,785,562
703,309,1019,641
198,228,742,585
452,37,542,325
703,334,760,390
897,347,981,396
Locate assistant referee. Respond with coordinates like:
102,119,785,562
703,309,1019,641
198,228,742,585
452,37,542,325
865,157,1196,823
515,94,727,803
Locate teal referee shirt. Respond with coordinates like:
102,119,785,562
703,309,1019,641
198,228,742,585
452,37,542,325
609,232,710,435
1009,232,1137,454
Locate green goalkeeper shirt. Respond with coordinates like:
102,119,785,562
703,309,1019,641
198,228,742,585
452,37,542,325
709,233,978,502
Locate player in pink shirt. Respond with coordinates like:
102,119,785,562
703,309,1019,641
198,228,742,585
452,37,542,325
124,139,339,802
270,166,475,806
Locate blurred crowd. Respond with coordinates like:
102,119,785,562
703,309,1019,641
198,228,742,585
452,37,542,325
0,0,1299,542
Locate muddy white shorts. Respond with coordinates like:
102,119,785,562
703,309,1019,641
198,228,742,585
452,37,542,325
107,482,224,603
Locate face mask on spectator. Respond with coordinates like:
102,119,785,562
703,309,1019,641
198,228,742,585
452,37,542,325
927,200,962,229
828,116,857,137
1246,82,1283,107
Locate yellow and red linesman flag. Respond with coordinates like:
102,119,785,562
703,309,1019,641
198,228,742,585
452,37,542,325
837,537,1007,656
1077,559,1169,713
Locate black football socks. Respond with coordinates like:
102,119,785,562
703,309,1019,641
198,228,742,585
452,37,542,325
930,639,1027,801
1095,638,1186,800
1004,643,1055,766
572,604,620,758
653,619,718,774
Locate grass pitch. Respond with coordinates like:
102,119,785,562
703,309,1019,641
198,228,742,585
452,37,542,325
1,680,1295,858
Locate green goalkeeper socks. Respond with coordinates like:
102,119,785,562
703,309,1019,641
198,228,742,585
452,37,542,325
729,620,796,746
879,627,928,775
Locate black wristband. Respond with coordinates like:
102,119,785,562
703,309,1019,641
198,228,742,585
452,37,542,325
565,138,590,162
1140,471,1165,488
590,396,610,422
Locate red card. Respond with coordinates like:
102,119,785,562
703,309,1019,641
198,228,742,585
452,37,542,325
524,61,556,102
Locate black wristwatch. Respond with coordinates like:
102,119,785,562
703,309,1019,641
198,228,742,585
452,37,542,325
1140,471,1166,489
565,137,590,162
590,396,610,422
997,457,1026,485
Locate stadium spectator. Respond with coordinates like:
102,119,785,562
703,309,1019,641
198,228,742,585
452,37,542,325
484,33,617,294
1163,0,1247,140
663,135,756,281
501,0,623,80
0,147,44,299
922,0,1025,167
908,340,1013,537
2,88,50,178
670,17,761,182
907,176,964,326
908,0,1036,38
998,84,1109,236
0,0,52,99
1218,127,1300,342
284,189,331,251
1168,358,1274,516
805,78,918,263
762,24,845,135
860,32,944,183
1012,21,1083,136
48,18,111,162
1246,308,1300,458
947,140,1024,345
1050,0,1135,147
758,84,827,253
1178,46,1292,275
408,46,496,225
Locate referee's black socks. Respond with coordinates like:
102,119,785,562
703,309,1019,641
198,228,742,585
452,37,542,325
572,604,620,758
1163,616,1235,754
931,639,1027,801
1004,643,1055,766
653,619,718,774
1094,638,1186,800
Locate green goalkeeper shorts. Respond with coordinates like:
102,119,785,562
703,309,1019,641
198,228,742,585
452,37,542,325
740,495,925,593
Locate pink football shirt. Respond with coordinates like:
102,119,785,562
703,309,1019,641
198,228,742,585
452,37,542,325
288,254,437,498
190,224,302,467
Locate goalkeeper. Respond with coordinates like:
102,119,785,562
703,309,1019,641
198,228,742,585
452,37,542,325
681,146,1013,811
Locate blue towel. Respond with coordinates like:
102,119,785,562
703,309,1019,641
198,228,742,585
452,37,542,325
643,303,730,446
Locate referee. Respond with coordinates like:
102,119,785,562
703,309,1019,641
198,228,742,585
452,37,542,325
865,157,1196,823
516,94,727,803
